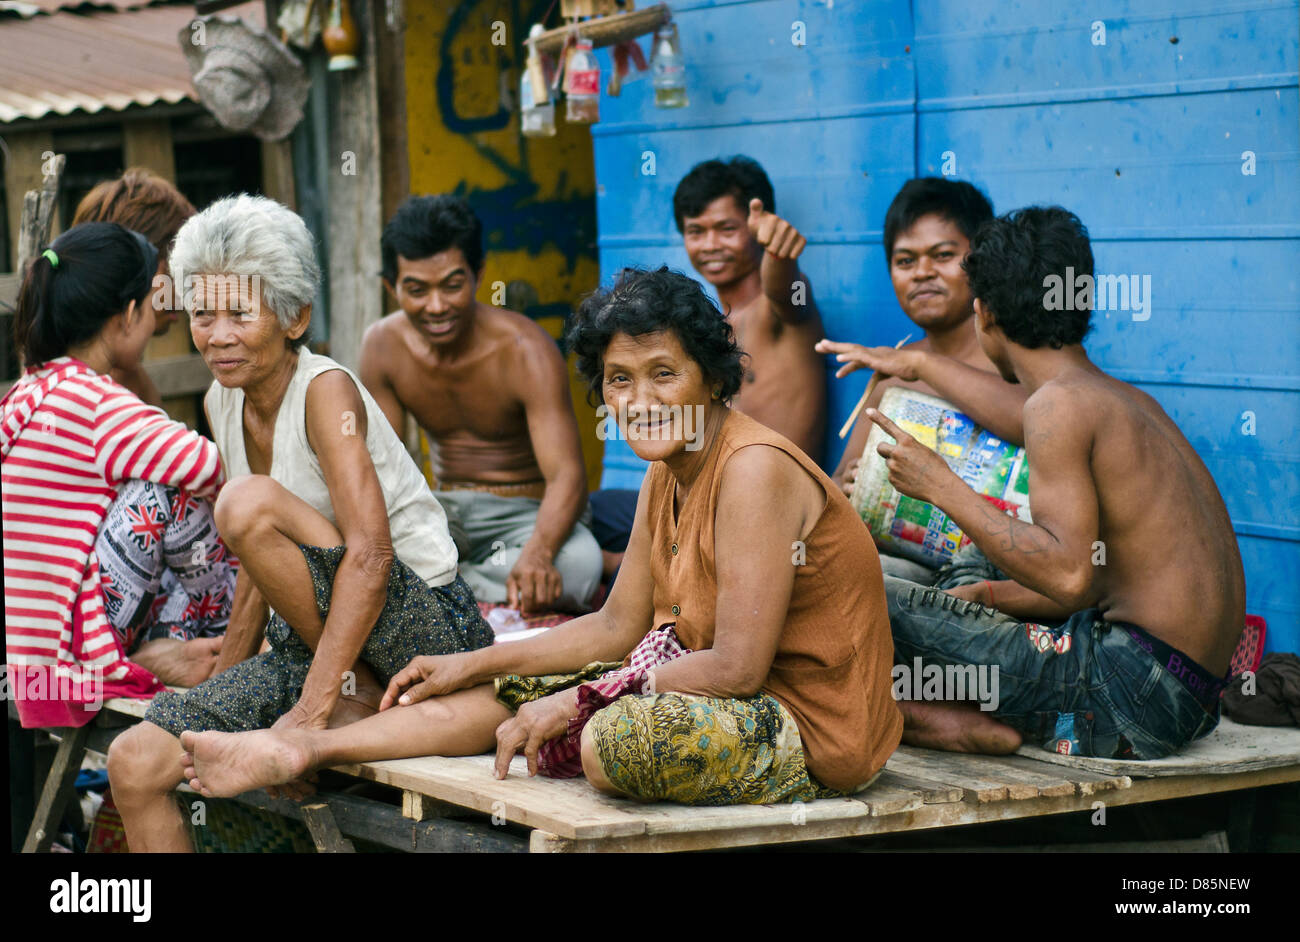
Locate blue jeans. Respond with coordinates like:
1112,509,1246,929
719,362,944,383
884,576,1220,759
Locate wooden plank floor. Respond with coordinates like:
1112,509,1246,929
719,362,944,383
103,698,1300,853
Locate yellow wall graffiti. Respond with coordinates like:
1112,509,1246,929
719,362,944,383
404,0,604,489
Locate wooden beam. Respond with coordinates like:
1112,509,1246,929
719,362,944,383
22,724,90,853
324,0,384,372
375,0,409,229
121,118,177,182
261,139,297,211
3,129,55,270
301,802,358,852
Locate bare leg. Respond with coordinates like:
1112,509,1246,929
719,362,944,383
107,721,193,853
181,684,512,798
898,700,1023,754
214,475,344,649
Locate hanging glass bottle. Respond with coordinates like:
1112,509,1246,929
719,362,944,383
521,24,556,137
564,36,600,124
652,21,688,109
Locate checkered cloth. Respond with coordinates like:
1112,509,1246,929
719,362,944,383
537,625,690,777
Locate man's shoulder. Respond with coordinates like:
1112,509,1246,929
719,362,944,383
484,306,567,369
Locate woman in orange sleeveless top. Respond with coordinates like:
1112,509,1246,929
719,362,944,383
177,267,900,808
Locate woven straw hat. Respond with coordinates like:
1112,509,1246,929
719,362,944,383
179,14,309,141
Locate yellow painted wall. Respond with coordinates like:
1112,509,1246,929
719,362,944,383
404,0,604,490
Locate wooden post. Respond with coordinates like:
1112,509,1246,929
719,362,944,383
261,139,297,211
15,152,64,275
324,0,384,371
22,724,90,853
122,118,177,181
4,130,55,272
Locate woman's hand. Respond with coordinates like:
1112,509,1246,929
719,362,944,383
493,689,580,779
379,653,477,709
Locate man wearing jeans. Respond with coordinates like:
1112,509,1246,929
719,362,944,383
866,206,1245,759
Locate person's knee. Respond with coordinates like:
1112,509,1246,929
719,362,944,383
579,719,622,796
213,475,283,544
107,722,184,803
556,526,603,605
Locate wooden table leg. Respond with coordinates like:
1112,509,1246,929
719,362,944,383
529,829,577,853
22,724,91,853
301,802,357,852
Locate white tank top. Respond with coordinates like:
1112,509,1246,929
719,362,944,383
205,348,458,587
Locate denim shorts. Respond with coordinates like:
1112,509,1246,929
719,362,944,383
884,576,1220,759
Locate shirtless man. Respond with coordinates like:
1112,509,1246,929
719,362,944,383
871,206,1245,759
361,195,601,613
816,178,1027,584
675,155,826,460
589,157,826,580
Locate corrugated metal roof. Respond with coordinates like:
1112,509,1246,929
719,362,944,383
0,1,266,123
0,0,159,18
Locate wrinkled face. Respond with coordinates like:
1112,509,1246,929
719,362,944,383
601,330,712,463
188,273,305,387
890,214,975,332
390,249,479,346
682,195,760,288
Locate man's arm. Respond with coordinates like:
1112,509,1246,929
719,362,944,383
868,389,1102,610
819,340,1027,444
946,579,1076,621
358,321,407,438
510,331,590,612
748,198,816,325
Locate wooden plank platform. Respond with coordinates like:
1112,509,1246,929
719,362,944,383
92,697,1300,854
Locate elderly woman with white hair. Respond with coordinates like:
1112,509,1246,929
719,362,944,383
106,195,493,852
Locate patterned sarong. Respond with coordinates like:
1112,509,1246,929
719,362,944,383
495,626,844,805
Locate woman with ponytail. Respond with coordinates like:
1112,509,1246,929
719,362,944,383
2,222,235,729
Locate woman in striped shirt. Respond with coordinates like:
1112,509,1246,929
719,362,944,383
1,222,234,730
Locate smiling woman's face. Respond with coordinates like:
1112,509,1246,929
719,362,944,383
601,329,714,463
188,274,306,388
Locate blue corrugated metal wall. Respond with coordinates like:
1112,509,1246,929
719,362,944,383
590,0,1300,651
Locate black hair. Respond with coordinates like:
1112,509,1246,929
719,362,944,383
882,177,994,265
672,156,775,233
963,206,1095,349
567,266,745,406
13,222,158,367
381,194,484,284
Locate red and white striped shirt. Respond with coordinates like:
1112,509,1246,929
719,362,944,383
2,357,224,728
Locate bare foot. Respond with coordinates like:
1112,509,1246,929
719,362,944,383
180,728,316,798
132,637,223,687
899,700,1022,754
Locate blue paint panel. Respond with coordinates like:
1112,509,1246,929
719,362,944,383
590,0,1300,651
913,1,1297,107
918,90,1299,235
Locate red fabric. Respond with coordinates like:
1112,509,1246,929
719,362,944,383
537,625,690,778
1230,616,1268,678
2,358,223,727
